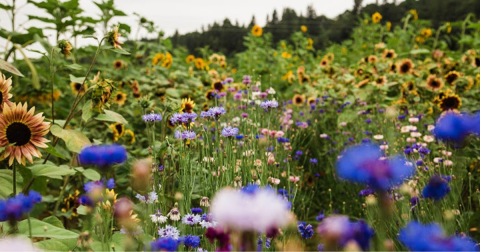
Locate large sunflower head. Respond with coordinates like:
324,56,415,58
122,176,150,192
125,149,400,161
180,98,195,113
0,73,13,113
109,123,125,142
439,94,462,112
113,60,124,70
186,55,195,64
113,92,127,106
444,71,461,85
398,59,414,74
372,12,382,23
382,49,397,59
195,58,206,70
320,58,329,68
426,75,444,92
374,76,387,87
367,55,378,64
292,94,306,106
251,25,263,37
0,103,50,166
70,82,87,95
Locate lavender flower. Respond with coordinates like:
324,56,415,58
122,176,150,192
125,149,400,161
175,130,196,140
260,100,279,110
143,113,162,122
221,126,239,137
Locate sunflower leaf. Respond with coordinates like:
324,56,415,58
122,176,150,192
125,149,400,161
95,109,128,124
50,125,91,153
0,58,24,77
18,218,79,239
110,47,130,55
65,64,83,70
44,143,66,160
0,170,23,199
27,164,75,180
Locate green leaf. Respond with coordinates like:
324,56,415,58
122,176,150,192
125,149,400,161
69,74,85,83
410,48,430,55
0,3,13,10
18,218,79,239
110,48,130,55
75,168,100,181
65,64,83,70
82,100,93,122
76,205,88,215
0,170,23,199
95,109,128,124
0,59,24,77
82,34,98,40
50,125,91,153
42,216,64,228
28,164,75,180
13,45,39,89
35,239,71,251
44,143,66,160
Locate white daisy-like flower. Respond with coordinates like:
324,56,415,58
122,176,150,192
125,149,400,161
182,213,202,225
158,225,180,240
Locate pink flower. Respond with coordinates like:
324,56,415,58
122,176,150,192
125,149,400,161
268,177,280,185
289,176,300,183
275,131,285,138
260,128,269,135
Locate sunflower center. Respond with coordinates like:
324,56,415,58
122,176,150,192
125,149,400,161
115,124,124,135
75,83,82,91
386,52,393,58
442,97,459,109
400,63,411,73
6,122,32,146
446,74,458,84
430,80,440,88
213,82,223,90
295,97,303,103
116,94,123,100
0,90,3,102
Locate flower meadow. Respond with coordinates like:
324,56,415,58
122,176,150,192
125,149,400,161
0,1,480,251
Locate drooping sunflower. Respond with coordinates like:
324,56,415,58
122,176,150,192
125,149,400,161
212,81,225,92
398,59,414,74
107,26,123,49
70,82,87,95
0,73,13,113
439,94,462,112
292,94,306,106
372,12,382,24
186,55,195,64
382,49,397,59
444,71,461,85
125,130,135,144
251,25,263,37
113,92,127,106
61,190,80,218
205,89,217,101
0,103,50,166
426,75,444,91
180,98,195,113
109,123,125,142
113,60,124,69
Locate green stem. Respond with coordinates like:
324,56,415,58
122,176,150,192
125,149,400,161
12,162,16,196
27,214,33,240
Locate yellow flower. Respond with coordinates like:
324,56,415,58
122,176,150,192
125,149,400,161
372,12,382,24
113,92,127,106
125,129,135,144
180,97,195,113
421,29,432,38
195,58,206,70
273,51,278,57
410,9,418,20
415,36,425,44
306,38,313,50
446,23,452,34
281,52,292,58
109,123,125,142
364,19,369,25
301,25,307,32
252,25,263,37
186,55,195,63
152,53,165,66
386,22,392,31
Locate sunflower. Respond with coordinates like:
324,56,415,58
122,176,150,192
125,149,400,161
70,82,87,95
195,58,206,70
368,55,378,64
186,55,195,64
444,71,460,85
301,25,307,32
180,98,195,113
382,49,397,59
251,25,263,37
220,61,227,69
281,52,292,58
109,123,125,142
320,58,329,68
374,76,387,87
426,75,444,91
212,81,225,92
61,190,80,218
402,81,416,95
307,97,316,105
155,88,166,102
292,94,306,106
439,94,462,112
306,38,314,50
372,12,382,23
0,73,13,113
152,53,165,66
166,117,176,128
202,103,209,111
107,26,123,49
434,90,452,103
398,59,414,74
410,9,418,20
389,63,397,73
299,75,311,85
125,130,135,144
113,60,124,69
113,92,127,106
421,29,432,38
205,89,216,101
354,68,365,77
0,103,50,166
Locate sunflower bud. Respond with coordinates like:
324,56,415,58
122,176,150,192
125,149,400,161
58,40,73,58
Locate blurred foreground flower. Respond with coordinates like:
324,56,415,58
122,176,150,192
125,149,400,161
78,144,127,167
317,215,374,251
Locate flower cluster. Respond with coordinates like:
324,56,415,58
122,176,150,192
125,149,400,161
221,126,239,137
170,112,197,125
0,191,42,221
422,175,451,200
201,107,226,119
151,237,179,251
174,130,196,140
142,113,162,122
260,100,279,110
78,144,127,167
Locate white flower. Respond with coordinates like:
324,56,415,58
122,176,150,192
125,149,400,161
408,117,419,123
441,150,452,156
411,132,422,138
0,237,43,251
266,87,276,94
444,160,453,166
320,134,328,138
423,135,434,142
120,226,144,236
427,125,435,131
150,214,168,224
339,122,347,127
158,225,180,239
373,135,384,140
200,220,218,228
380,145,389,150
433,157,443,163
406,137,416,143
211,187,290,232
182,213,202,225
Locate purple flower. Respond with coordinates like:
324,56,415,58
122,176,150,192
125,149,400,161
260,100,279,110
221,126,239,137
143,113,162,122
310,158,318,164
79,144,127,167
298,222,314,239
151,237,179,251
422,175,451,200
175,130,196,140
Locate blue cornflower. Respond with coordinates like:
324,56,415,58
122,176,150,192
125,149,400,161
422,175,451,200
298,222,314,239
191,208,203,214
208,107,226,119
295,150,303,156
410,196,419,206
0,191,42,222
143,113,162,122
433,112,473,142
359,189,375,196
105,178,115,189
78,195,94,207
151,237,179,251
310,158,318,164
241,184,260,195
260,100,279,110
399,221,478,251
84,180,103,193
235,135,244,140
175,130,196,140
316,211,325,222
200,111,211,118
181,235,200,248
336,144,415,191
78,144,127,167
365,119,372,124
221,126,239,137
277,137,290,143
418,146,431,155
398,115,406,120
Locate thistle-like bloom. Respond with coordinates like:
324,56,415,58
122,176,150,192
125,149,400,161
221,126,239,138
150,210,168,224
260,100,279,110
78,144,127,167
143,113,162,122
0,190,42,221
136,191,158,204
158,225,180,240
0,73,13,113
399,221,478,251
202,107,226,120
0,103,50,166
151,237,179,251
336,144,415,191
422,175,451,200
211,185,290,232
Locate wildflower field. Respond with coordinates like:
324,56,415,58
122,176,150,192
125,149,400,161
1,1,480,251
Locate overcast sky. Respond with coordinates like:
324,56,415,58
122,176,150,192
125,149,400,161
0,0,392,54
